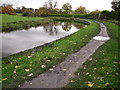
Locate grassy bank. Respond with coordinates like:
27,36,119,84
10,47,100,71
1,14,53,32
1,14,89,32
1,14,43,23
2,20,100,88
66,22,119,88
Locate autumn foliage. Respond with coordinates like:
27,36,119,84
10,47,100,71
0,5,16,15
35,8,51,16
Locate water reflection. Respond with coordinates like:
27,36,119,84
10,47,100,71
1,22,85,58
62,23,72,31
73,24,85,29
43,22,59,35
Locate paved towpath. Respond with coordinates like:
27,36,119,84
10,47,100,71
20,21,110,88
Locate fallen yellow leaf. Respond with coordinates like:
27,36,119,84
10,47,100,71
88,83,94,87
28,56,32,58
2,78,8,81
15,66,20,68
28,73,33,76
25,69,30,72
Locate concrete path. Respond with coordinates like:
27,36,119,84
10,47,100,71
19,22,110,88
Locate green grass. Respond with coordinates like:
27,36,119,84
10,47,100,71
66,22,119,88
2,20,100,88
1,14,53,32
1,14,43,23
1,14,90,32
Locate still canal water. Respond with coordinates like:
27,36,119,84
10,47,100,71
1,22,86,57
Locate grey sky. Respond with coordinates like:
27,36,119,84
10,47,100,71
0,0,114,11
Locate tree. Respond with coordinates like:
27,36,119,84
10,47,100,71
22,6,26,11
100,10,110,19
43,0,58,10
43,22,58,35
62,23,72,31
15,7,22,13
111,0,120,11
110,0,120,20
90,10,101,19
1,4,16,15
1,3,7,6
74,6,86,14
34,8,51,17
43,0,58,14
22,8,34,16
62,3,72,14
52,8,61,14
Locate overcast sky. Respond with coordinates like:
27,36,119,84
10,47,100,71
0,0,115,11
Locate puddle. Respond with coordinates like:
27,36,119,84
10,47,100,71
93,36,110,41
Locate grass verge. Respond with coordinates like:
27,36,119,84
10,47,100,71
2,20,100,88
66,22,119,88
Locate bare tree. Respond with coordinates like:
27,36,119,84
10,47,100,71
1,3,8,6
111,0,120,11
43,0,58,9
43,2,48,8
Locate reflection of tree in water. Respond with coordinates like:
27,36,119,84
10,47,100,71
43,22,60,35
73,24,85,29
62,23,72,31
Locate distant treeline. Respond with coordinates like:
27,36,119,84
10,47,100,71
0,1,120,20
48,10,120,21
90,10,120,20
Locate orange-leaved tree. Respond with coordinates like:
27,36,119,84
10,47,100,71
1,4,16,15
